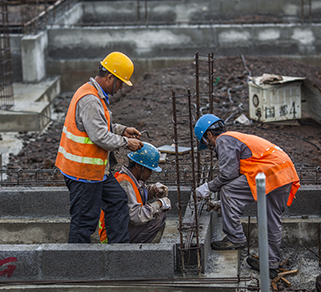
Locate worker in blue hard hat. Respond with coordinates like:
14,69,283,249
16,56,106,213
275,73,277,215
194,113,300,279
99,142,171,243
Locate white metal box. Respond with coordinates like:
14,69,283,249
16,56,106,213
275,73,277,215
248,77,303,123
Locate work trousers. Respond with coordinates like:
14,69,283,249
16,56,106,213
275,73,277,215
129,212,167,243
65,174,130,243
220,174,292,269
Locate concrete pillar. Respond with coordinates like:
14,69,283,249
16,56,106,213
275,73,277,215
21,30,48,83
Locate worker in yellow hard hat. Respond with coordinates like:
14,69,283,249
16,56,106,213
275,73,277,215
56,51,143,244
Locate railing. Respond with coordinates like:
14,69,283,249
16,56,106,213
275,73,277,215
0,0,14,109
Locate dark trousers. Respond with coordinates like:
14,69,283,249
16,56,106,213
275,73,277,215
64,174,130,243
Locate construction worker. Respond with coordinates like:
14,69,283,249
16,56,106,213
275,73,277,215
55,51,144,244
194,114,300,279
99,142,171,243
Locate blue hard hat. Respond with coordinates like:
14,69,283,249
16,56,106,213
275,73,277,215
194,114,224,150
127,142,162,172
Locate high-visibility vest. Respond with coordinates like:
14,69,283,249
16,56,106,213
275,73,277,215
55,83,110,181
219,131,300,206
98,172,143,243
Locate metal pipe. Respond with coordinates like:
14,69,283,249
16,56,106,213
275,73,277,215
171,90,185,276
247,215,251,256
256,172,269,292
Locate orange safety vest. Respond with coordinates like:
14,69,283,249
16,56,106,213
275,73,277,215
98,171,144,243
55,83,110,181
219,131,300,206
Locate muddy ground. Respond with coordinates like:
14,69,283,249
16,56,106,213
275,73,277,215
7,55,321,181
5,56,321,291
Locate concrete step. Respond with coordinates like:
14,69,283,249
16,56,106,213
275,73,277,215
0,76,60,132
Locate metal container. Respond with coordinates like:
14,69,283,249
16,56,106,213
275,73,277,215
248,79,302,123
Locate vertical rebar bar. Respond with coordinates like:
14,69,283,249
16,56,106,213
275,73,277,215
188,88,201,275
137,0,140,25
145,0,148,26
0,0,14,109
208,52,214,180
309,0,312,23
318,223,321,267
256,172,269,292
172,90,185,276
247,216,251,256
194,52,201,185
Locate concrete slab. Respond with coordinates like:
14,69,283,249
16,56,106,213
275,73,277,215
0,76,60,132
0,218,70,244
242,216,321,247
0,243,174,281
0,132,23,167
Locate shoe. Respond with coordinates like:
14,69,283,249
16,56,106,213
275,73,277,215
211,237,247,250
269,268,281,279
247,255,260,271
247,255,281,279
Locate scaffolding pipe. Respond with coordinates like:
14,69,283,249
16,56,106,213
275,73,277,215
256,172,269,292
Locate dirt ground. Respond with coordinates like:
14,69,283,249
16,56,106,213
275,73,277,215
5,56,321,291
7,55,321,181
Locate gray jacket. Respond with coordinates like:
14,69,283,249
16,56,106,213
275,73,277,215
118,166,162,225
75,77,128,174
208,134,252,192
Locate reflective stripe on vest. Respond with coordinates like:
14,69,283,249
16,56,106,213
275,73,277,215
62,126,94,144
58,146,107,166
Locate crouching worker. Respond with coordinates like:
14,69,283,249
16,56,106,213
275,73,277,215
99,142,171,243
194,114,300,279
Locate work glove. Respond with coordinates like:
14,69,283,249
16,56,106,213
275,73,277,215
150,182,168,198
206,200,221,215
195,183,211,201
158,197,171,211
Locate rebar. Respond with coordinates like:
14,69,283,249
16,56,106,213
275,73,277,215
187,88,201,275
171,90,186,276
0,0,14,109
0,276,260,290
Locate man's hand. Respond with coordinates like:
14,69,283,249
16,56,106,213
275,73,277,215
123,127,141,139
127,138,144,151
158,197,171,211
150,182,168,198
195,183,211,201
206,200,221,214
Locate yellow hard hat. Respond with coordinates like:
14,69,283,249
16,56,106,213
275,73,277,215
100,52,134,86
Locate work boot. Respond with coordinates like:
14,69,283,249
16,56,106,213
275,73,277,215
246,255,260,271
269,268,281,279
211,237,247,250
247,255,282,279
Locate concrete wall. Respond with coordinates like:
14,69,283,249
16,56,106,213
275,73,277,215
0,186,188,219
0,243,174,281
8,0,321,90
21,31,48,83
45,23,321,91
243,184,321,217
81,0,321,24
